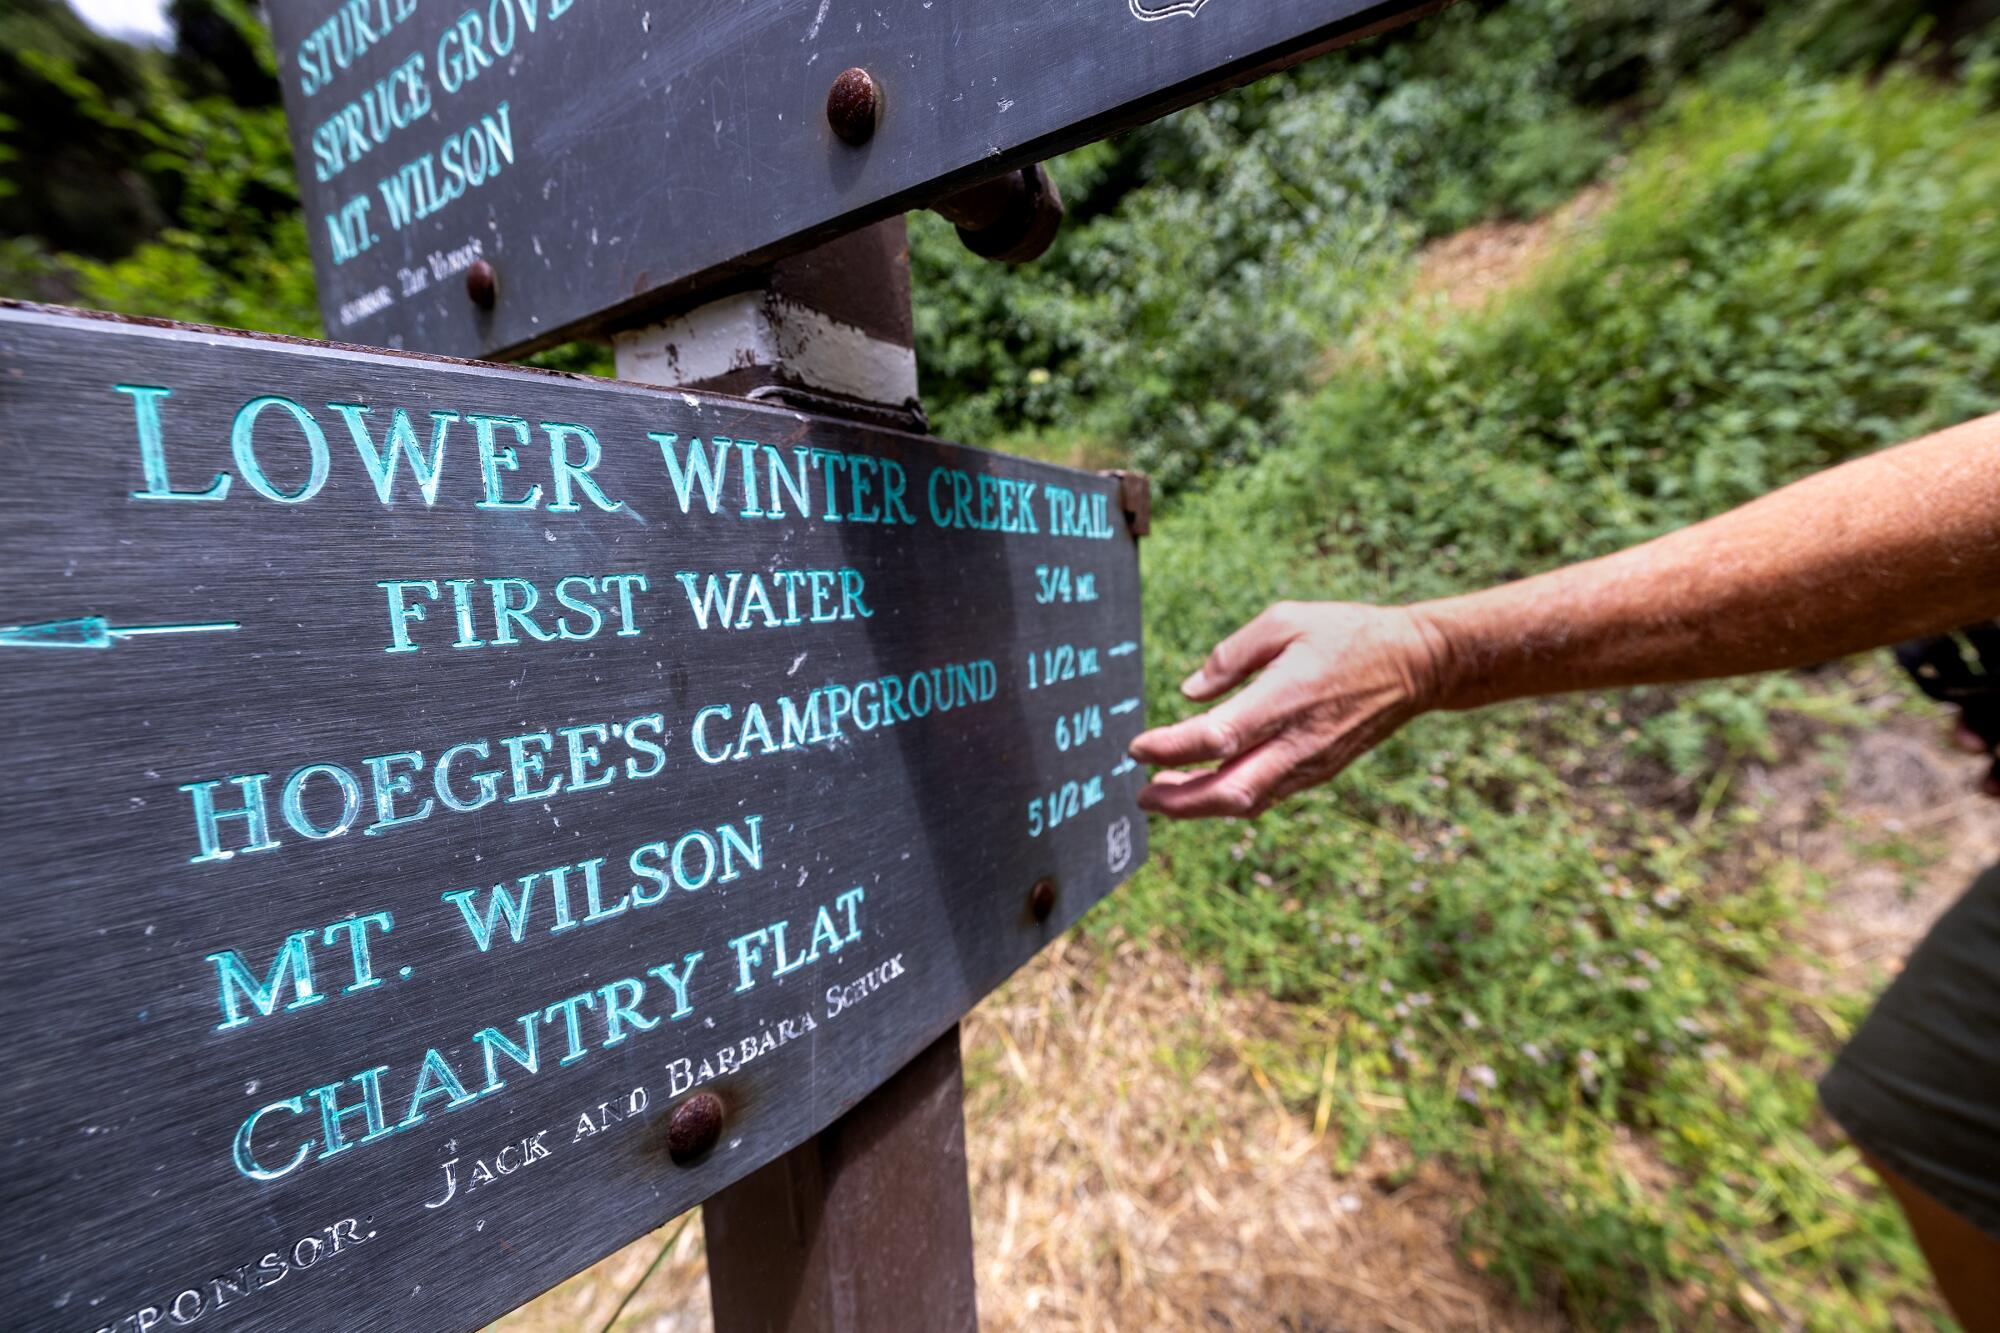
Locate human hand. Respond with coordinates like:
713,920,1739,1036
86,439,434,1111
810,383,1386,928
1130,600,1451,819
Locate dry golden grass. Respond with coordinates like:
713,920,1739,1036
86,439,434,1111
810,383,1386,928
495,934,1553,1333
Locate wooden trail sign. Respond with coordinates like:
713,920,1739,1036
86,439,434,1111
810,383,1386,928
0,302,1146,1332
269,0,1445,359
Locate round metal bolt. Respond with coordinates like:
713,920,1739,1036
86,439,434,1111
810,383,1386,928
465,259,498,310
666,1091,724,1164
1030,876,1058,923
826,67,879,146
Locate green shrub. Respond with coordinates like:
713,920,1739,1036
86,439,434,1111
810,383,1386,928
1109,69,1997,1327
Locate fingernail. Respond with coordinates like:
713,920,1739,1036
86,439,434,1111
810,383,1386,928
1180,671,1206,696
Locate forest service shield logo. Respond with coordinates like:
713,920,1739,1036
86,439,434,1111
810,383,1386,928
1129,0,1212,20
1107,817,1134,874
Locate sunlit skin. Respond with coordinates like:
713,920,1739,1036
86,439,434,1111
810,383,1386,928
1129,410,2000,1329
1132,411,2000,819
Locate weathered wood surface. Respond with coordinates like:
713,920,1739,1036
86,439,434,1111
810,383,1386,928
0,303,1145,1332
268,0,1449,359
705,1025,979,1333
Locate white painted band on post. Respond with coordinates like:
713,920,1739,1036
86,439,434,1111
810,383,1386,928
614,291,919,405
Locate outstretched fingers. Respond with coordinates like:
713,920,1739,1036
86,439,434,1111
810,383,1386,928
1180,603,1307,701
1137,735,1303,819
1129,659,1305,769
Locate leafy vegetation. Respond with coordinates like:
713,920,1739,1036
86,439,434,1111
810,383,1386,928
911,0,1989,492
7,0,1999,1326
1111,56,1998,1333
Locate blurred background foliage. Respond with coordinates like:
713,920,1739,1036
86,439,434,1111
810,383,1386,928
7,0,2000,1325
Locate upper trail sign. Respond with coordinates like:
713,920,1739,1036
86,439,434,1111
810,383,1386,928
269,0,1446,359
0,302,1144,1332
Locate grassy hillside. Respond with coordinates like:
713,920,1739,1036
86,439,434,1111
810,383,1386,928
1110,65,2000,1328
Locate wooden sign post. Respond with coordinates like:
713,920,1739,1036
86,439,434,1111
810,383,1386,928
617,218,985,1332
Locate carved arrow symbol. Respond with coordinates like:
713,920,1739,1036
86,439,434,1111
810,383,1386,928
0,616,240,650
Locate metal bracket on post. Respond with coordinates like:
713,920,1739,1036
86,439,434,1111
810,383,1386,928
1104,469,1152,538
930,163,1066,265
608,216,979,1333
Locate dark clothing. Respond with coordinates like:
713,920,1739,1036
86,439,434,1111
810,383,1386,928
1821,860,2000,1239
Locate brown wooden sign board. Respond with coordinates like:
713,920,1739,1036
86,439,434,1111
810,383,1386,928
267,0,1446,360
0,303,1145,1331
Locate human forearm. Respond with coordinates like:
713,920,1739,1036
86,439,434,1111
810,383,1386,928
1416,414,2000,711
1134,413,2000,820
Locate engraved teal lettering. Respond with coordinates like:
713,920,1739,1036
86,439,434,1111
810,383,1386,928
622,712,668,779
646,952,702,1019
380,578,439,653
692,704,733,764
650,433,731,514
472,1012,540,1093
560,723,615,793
119,384,229,502
331,403,456,505
443,875,537,951
445,578,485,648
542,991,597,1066
542,421,624,514
597,977,655,1046
309,1065,395,1158
233,1098,312,1180
281,763,363,839
501,730,561,801
182,774,280,864
399,1048,480,1129
208,929,323,1030
552,575,602,641
671,830,714,890
487,576,553,644
232,395,330,504
322,911,393,993
363,750,433,832
469,412,541,509
628,841,670,906
718,816,763,883
602,572,648,636
577,856,624,923
435,739,500,811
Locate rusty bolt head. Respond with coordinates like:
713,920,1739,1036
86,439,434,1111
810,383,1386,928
1030,876,1058,923
826,67,879,146
465,259,498,310
666,1091,724,1164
